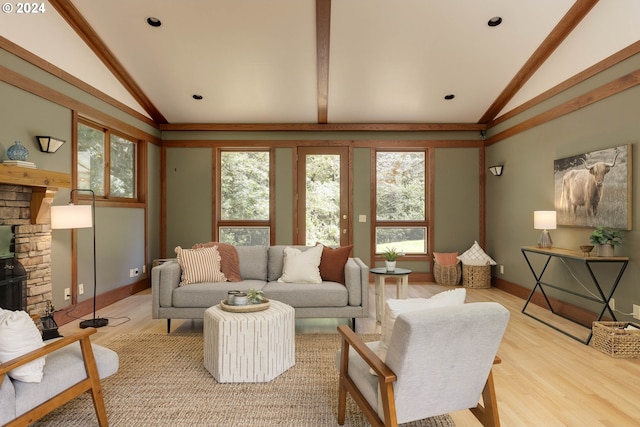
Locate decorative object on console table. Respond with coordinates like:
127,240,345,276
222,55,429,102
50,189,108,329
36,136,66,153
534,210,556,248
6,140,29,161
589,226,622,257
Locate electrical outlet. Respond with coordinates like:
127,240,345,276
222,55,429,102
78,283,84,295
609,298,615,310
142,265,146,274
64,288,71,301
499,265,504,275
633,304,640,320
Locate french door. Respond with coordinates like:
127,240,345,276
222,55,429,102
296,147,349,246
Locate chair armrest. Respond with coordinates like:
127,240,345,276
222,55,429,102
337,325,396,383
0,328,96,385
344,257,369,309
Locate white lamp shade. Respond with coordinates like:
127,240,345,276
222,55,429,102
50,205,93,229
534,211,557,230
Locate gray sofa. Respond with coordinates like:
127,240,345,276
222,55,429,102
152,245,370,333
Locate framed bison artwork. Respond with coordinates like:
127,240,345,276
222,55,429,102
554,144,631,229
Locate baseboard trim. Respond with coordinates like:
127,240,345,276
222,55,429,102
54,278,150,326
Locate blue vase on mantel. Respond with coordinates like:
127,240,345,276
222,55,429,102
7,141,29,161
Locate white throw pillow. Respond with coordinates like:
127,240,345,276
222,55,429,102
0,308,46,383
175,245,227,285
277,245,323,284
373,288,466,373
457,241,497,266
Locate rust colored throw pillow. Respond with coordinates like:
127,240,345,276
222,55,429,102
191,242,243,282
317,243,353,285
433,252,459,266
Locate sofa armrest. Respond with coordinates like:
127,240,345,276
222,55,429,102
345,257,369,308
151,260,181,317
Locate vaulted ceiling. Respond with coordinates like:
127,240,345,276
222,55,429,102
2,0,639,128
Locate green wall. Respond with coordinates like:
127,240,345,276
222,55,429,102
486,53,640,320
1,47,162,310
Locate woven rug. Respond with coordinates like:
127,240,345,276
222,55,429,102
36,333,455,427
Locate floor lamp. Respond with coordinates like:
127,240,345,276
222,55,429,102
51,189,108,328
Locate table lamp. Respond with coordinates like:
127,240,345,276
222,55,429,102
534,210,556,249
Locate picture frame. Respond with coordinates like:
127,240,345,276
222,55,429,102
554,144,632,229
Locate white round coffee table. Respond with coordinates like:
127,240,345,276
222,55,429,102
204,299,295,383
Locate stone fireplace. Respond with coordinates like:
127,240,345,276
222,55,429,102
0,166,71,316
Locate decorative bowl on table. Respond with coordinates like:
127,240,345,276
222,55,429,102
579,245,594,256
220,298,270,313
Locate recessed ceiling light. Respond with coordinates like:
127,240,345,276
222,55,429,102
146,17,162,27
488,17,502,27
192,94,203,100
444,94,455,100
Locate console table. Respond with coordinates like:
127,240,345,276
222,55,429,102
520,246,629,344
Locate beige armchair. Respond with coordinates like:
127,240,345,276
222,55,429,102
337,302,510,427
0,328,119,427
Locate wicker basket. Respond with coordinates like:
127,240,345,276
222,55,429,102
461,264,491,288
590,321,640,358
433,261,461,286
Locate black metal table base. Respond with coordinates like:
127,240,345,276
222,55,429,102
521,246,628,345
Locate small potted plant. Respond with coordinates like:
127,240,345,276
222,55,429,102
589,226,622,257
247,288,265,304
383,247,400,271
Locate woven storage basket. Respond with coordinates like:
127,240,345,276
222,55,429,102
461,264,491,288
433,261,461,286
590,321,640,358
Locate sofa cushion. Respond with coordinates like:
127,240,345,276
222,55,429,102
175,246,226,285
236,246,268,281
263,281,348,307
277,245,323,284
0,309,45,383
191,242,242,282
13,342,118,417
318,244,353,285
172,280,267,308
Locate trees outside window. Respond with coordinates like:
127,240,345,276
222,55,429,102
375,150,429,255
218,150,272,246
77,120,137,201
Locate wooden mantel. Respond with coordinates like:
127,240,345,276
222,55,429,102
0,164,71,224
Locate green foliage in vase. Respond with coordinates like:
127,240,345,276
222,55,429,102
247,288,265,304
589,226,622,246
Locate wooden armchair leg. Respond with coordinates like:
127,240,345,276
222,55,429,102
470,368,500,427
80,335,109,427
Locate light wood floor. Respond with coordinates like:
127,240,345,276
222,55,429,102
59,284,640,427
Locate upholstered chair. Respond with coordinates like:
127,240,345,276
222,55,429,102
337,302,510,427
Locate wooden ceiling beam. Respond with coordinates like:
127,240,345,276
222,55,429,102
316,0,332,124
159,122,487,132
478,0,600,124
48,0,168,124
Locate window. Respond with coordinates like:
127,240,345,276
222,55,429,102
217,150,273,246
375,150,429,255
77,119,138,201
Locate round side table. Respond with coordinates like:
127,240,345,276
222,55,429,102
370,267,412,324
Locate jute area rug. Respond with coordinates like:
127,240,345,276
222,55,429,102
36,333,455,427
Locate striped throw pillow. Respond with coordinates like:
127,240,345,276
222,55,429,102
175,246,227,286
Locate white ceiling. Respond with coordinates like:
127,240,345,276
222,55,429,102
1,0,639,125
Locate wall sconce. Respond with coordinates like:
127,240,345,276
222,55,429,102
488,165,504,176
36,136,66,153
534,210,557,248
